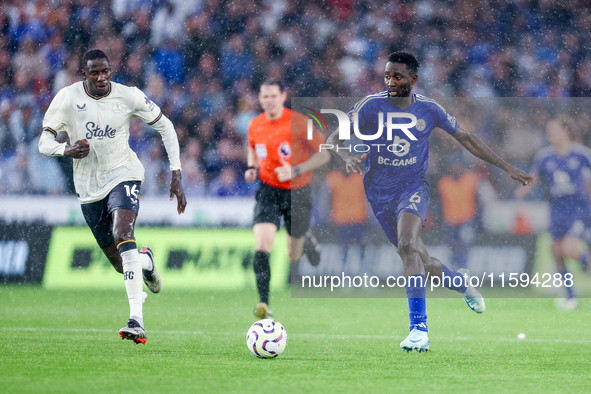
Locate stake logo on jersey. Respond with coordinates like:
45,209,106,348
85,121,116,140
278,142,291,159
345,92,459,204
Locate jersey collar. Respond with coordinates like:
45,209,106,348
83,81,112,100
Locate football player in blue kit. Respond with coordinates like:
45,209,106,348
328,52,532,352
517,114,591,310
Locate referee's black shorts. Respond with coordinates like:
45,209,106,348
253,182,312,239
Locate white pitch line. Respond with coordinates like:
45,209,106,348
2,327,590,344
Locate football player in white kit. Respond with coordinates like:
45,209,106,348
39,49,187,344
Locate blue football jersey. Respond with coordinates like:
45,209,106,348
531,144,591,208
348,92,459,203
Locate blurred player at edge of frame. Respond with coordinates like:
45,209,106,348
39,49,187,344
516,114,591,311
245,78,330,319
327,51,532,352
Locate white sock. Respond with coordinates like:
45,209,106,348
139,252,153,271
121,249,144,326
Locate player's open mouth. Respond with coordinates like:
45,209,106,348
388,90,398,96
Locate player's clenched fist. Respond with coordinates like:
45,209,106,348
64,139,90,159
245,168,258,183
508,167,533,187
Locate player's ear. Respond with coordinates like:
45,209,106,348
411,74,418,85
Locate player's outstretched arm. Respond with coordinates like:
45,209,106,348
143,111,186,213
289,150,330,180
275,150,330,182
453,127,533,186
169,170,186,214
326,129,366,175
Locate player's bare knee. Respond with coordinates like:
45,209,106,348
398,239,419,259
113,228,135,247
113,235,134,247
255,241,273,254
551,243,563,259
561,239,580,260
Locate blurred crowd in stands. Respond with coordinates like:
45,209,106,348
1,0,591,205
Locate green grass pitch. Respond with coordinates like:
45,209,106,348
1,287,590,394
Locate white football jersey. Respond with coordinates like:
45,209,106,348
41,81,180,204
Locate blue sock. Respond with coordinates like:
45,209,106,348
580,251,589,270
559,268,575,298
406,274,427,332
441,264,468,293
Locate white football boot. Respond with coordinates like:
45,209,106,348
457,269,485,313
400,328,429,353
555,297,578,311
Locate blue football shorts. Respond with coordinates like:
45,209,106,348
369,180,430,247
549,202,591,242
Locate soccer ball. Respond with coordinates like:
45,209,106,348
246,319,287,358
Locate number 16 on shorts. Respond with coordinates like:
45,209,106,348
124,184,139,204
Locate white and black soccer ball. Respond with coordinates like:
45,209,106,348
246,319,287,358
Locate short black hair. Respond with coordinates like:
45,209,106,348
82,49,109,68
387,51,419,75
260,78,284,93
